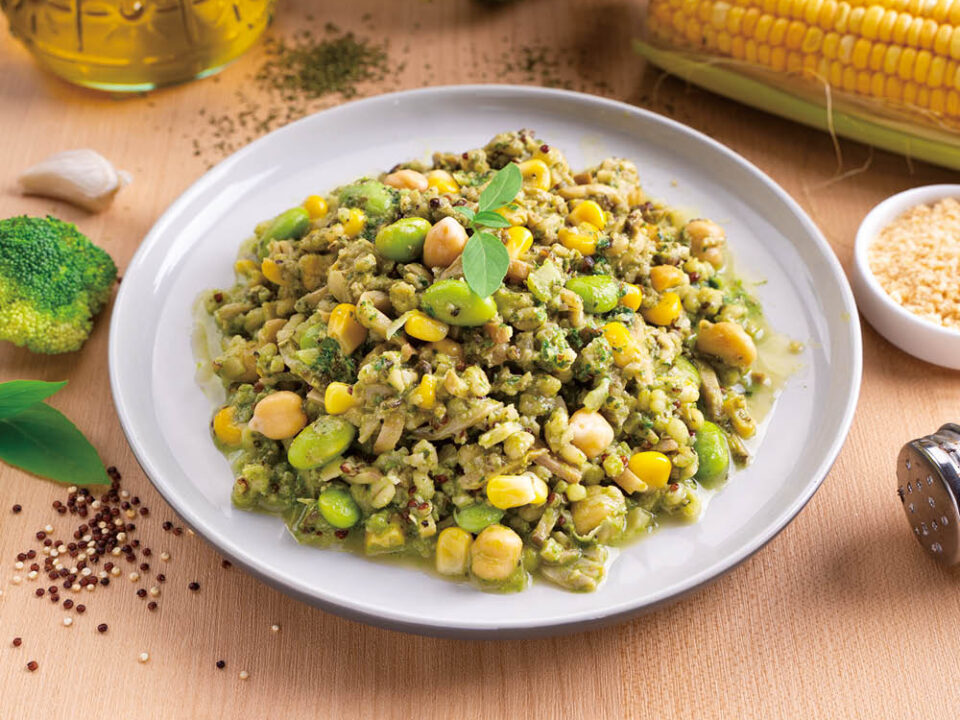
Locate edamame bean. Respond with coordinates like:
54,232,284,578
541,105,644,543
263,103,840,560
299,324,322,350
564,275,619,313
454,502,505,533
317,486,361,529
673,356,700,386
694,421,730,488
287,416,356,470
375,217,431,262
261,207,310,250
421,279,497,327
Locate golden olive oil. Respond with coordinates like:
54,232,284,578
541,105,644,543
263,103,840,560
2,0,275,91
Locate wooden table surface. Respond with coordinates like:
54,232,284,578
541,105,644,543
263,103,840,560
2,1,959,717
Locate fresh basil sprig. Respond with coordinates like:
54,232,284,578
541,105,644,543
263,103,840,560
456,163,523,298
0,380,108,486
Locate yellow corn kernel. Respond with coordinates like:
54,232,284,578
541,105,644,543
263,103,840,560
435,527,473,576
929,55,946,86
620,283,642,311
343,208,366,238
212,407,243,446
518,159,552,191
427,169,460,194
628,451,673,490
261,258,284,285
324,382,359,415
494,204,526,226
568,199,607,230
504,226,534,259
602,322,641,367
303,195,328,219
328,303,367,355
410,375,437,409
427,338,463,360
643,292,683,326
235,258,259,276
934,24,953,55
405,311,449,342
558,225,598,255
486,474,548,510
650,264,687,291
365,515,405,555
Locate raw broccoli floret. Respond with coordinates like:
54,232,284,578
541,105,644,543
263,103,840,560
0,216,117,354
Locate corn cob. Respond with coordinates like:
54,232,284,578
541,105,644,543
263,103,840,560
647,0,960,117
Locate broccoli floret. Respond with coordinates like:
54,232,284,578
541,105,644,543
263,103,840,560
312,337,358,383
0,216,117,354
337,180,399,223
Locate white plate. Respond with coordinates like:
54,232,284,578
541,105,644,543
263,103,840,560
852,184,960,369
109,85,861,638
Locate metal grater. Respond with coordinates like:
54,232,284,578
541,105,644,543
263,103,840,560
897,423,960,566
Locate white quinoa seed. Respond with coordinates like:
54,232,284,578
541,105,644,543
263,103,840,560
149,586,160,597
85,584,95,593
129,572,140,582
27,571,37,580
43,525,53,533
270,624,280,633
160,552,170,562
14,561,23,570
138,652,149,663
869,197,960,328
110,567,121,577
62,617,72,627
239,670,249,680
11,576,21,585
67,486,77,494
111,547,122,557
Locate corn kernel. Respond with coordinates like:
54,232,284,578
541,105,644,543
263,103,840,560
643,292,683,326
212,407,243,446
324,382,359,415
518,159,551,191
650,264,686,291
568,200,606,230
602,322,642,367
405,311,449,342
435,527,473,575
486,474,548,510
410,375,437,410
620,283,642,311
343,208,366,238
558,225,598,255
328,303,367,355
234,258,259,276
565,483,587,502
628,451,673,489
303,195,328,219
261,258,284,285
494,205,527,226
504,226,534,259
426,169,459,194
427,338,463,360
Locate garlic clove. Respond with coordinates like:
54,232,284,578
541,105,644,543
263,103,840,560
18,149,131,213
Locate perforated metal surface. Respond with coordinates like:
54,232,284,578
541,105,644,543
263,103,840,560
897,424,960,566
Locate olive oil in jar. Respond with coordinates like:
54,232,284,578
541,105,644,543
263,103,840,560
2,0,275,91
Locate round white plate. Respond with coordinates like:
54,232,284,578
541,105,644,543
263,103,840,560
110,85,861,638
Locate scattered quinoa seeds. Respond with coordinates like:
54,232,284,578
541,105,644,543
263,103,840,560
97,623,108,633
26,660,38,672
138,652,149,663
12,637,22,647
869,197,960,329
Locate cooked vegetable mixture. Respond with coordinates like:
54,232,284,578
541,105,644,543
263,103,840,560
201,130,773,592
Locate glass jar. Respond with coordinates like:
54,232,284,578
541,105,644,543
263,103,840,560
1,0,275,91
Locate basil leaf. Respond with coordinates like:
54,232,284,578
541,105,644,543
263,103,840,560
473,211,512,229
0,403,107,485
478,163,522,213
462,231,510,298
0,380,67,420
455,206,475,222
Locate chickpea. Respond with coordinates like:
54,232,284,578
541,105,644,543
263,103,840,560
684,219,726,268
383,169,428,191
422,217,468,268
696,320,757,368
568,409,615,459
470,524,523,582
572,486,626,537
248,391,308,440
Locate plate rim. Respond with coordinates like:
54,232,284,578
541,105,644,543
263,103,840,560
109,84,862,638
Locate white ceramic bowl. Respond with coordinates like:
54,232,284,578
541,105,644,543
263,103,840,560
109,85,861,637
853,184,960,369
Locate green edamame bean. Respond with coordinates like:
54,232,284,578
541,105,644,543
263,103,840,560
338,179,396,219
287,416,356,470
299,325,322,350
421,279,497,327
694,421,730,488
375,217,431,262
317,486,361,529
454,503,504,533
263,207,311,245
673,356,700,386
564,275,619,313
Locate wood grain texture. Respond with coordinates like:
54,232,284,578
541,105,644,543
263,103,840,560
1,1,958,718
